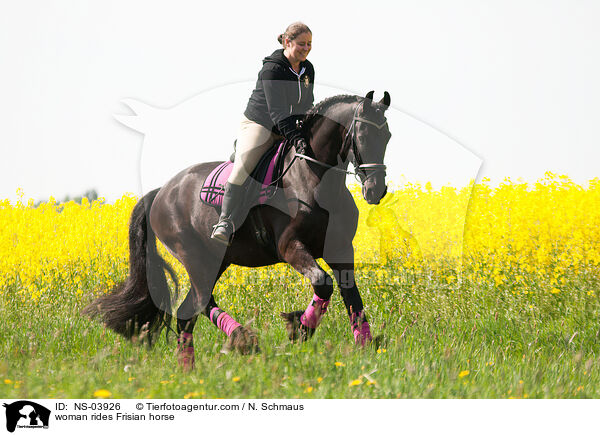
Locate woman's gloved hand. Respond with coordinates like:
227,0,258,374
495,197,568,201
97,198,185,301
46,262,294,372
293,137,308,154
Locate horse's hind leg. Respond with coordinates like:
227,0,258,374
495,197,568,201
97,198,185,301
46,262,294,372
176,259,258,362
174,258,225,371
201,295,259,354
175,288,200,371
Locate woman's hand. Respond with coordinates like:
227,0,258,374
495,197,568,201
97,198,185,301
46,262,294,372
293,137,308,154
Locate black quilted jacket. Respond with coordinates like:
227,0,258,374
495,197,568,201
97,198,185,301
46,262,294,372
244,49,314,142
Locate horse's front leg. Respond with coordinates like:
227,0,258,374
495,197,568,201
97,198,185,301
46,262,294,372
280,239,334,342
326,252,373,347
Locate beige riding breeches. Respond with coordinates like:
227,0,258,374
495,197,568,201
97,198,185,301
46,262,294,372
228,115,284,186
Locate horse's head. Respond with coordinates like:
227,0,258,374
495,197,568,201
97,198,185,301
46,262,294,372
351,91,392,205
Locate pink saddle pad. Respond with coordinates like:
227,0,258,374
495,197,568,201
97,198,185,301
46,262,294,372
200,142,287,207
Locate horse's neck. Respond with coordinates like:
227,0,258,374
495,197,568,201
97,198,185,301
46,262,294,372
300,105,355,203
309,103,355,167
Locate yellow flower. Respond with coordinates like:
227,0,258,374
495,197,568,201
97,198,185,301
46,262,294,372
317,377,323,383
334,362,345,367
550,288,561,294
232,377,241,382
458,370,470,378
304,386,314,393
93,389,112,399
4,379,13,385
349,378,362,387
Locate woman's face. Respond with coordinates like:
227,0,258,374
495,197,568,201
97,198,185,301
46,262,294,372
285,32,312,63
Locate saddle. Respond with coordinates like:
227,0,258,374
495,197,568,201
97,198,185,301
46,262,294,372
200,141,292,208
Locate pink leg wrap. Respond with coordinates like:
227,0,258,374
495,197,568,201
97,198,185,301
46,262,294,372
210,307,242,337
300,294,330,329
177,332,195,370
350,311,372,346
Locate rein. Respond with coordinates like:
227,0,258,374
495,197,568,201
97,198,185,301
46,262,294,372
266,100,388,194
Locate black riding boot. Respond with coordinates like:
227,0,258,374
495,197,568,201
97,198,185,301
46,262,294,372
211,182,247,246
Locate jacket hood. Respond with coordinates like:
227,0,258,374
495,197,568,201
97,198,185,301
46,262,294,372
262,49,293,68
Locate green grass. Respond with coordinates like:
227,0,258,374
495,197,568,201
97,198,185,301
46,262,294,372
1,263,599,399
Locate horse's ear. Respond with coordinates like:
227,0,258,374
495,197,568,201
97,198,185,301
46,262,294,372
379,91,391,111
364,90,375,110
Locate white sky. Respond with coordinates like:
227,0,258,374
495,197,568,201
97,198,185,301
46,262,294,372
1,0,599,201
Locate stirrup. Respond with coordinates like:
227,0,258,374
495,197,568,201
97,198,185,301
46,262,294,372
211,219,234,245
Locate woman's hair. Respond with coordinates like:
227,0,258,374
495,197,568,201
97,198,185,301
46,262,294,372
277,22,312,45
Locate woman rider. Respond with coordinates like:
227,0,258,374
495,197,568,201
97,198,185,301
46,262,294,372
211,22,315,245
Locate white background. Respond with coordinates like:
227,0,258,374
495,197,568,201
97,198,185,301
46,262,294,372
1,0,599,202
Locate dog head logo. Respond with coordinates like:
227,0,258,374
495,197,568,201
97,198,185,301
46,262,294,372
3,401,51,432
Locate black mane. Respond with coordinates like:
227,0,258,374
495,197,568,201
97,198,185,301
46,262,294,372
303,94,361,129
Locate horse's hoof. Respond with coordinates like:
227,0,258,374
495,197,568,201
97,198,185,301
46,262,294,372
353,334,384,350
177,332,195,371
177,349,195,371
224,326,260,355
280,311,315,343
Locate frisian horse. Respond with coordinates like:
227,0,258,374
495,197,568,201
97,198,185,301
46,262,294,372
84,91,392,369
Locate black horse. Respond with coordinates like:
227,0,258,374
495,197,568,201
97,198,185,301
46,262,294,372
84,91,392,369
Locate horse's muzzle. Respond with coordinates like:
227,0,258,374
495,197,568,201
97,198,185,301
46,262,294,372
362,180,388,205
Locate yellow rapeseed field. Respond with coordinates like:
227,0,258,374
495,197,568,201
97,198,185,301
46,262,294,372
1,173,599,303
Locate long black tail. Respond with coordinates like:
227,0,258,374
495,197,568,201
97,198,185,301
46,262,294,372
83,188,179,344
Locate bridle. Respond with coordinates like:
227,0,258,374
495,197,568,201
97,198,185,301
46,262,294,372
295,100,388,184
344,101,388,183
